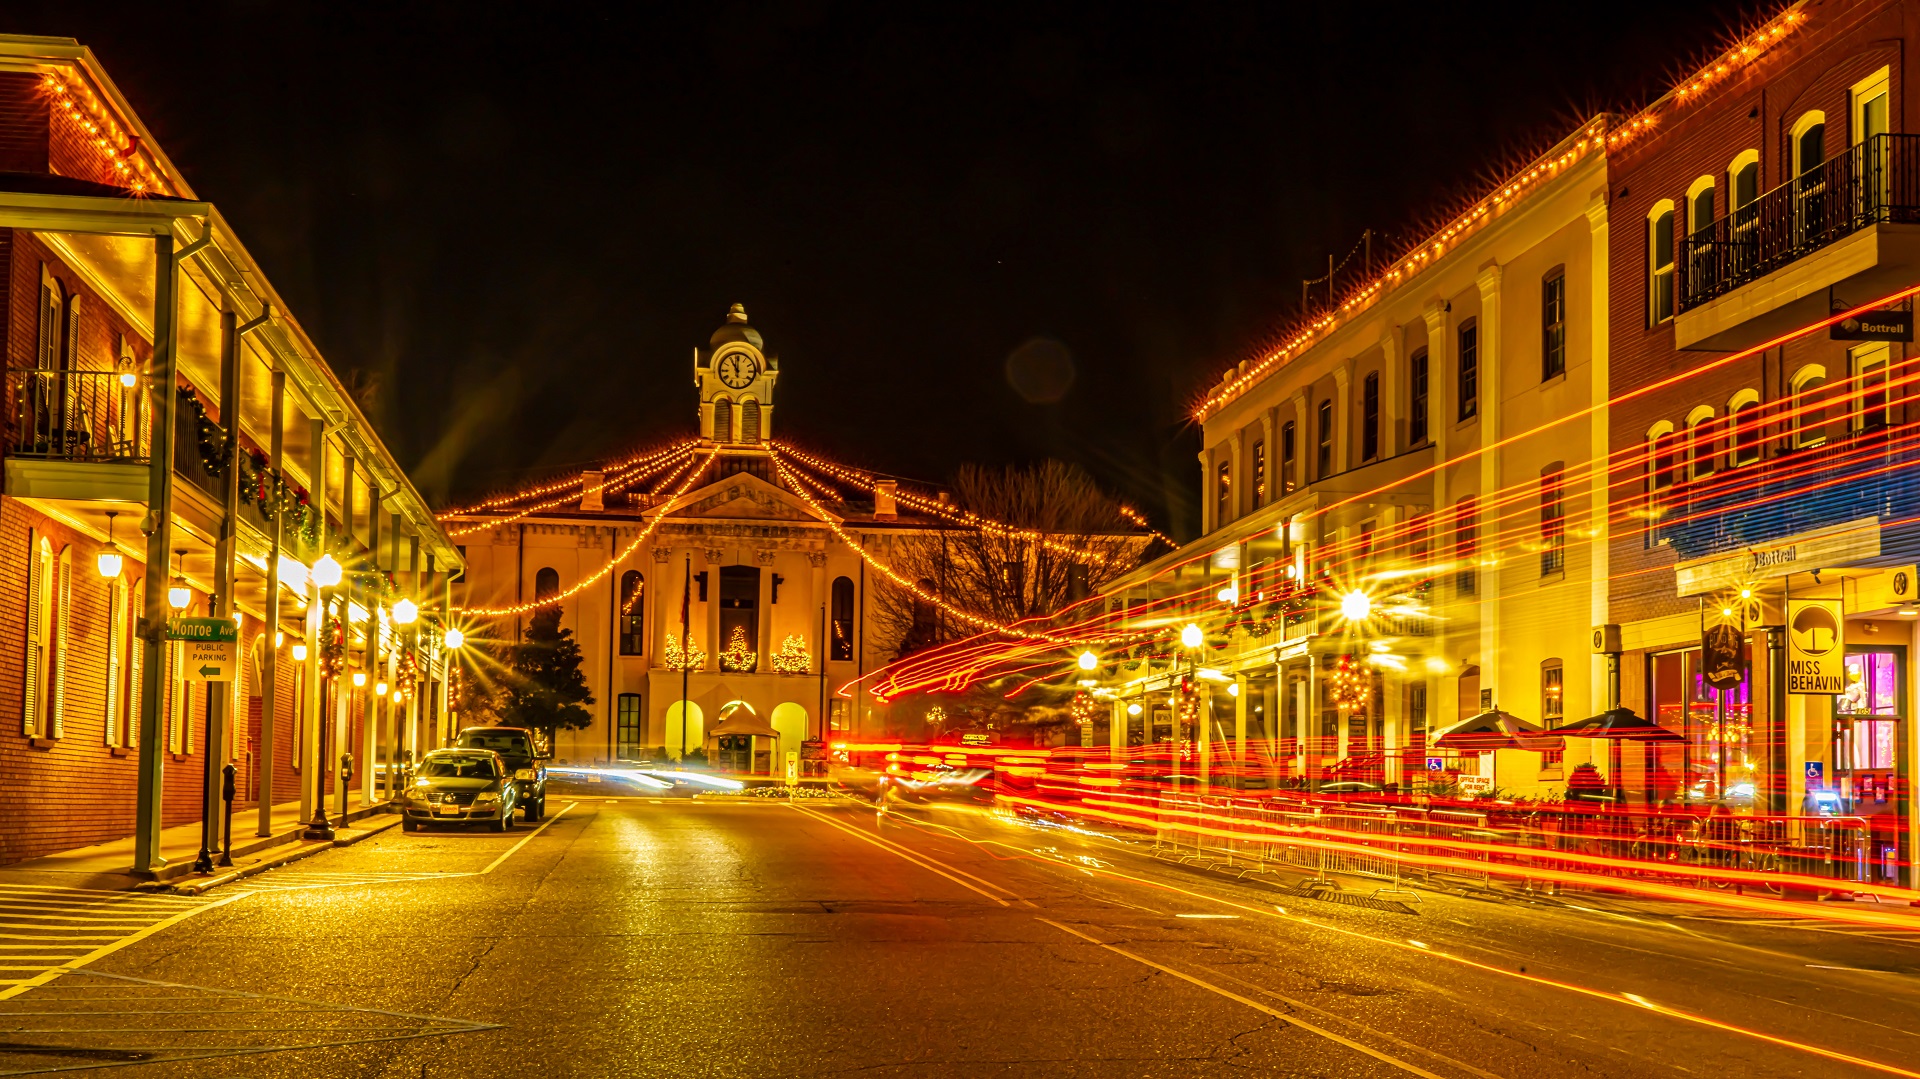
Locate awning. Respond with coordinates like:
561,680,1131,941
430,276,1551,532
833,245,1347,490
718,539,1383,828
709,715,781,739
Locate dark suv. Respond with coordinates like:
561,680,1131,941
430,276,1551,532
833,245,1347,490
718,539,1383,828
454,726,548,822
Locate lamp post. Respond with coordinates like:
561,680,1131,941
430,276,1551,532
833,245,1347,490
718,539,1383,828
303,555,342,841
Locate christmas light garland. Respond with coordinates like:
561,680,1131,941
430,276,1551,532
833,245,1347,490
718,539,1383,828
459,446,719,618
438,438,700,520
1192,3,1808,422
40,71,166,194
771,634,811,674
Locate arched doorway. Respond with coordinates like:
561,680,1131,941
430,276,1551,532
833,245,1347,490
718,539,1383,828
664,700,704,761
771,703,808,774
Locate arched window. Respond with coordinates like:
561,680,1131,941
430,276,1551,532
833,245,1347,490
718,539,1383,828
830,576,855,661
1686,406,1717,480
1727,390,1761,467
619,570,645,655
534,567,560,607
1793,111,1828,177
1791,365,1828,448
1647,422,1679,493
1793,112,1828,242
1648,201,1675,325
739,399,761,444
712,397,733,443
1851,343,1891,433
1687,176,1716,235
1728,150,1760,220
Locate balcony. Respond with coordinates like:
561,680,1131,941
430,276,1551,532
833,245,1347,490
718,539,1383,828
1675,134,1920,352
4,368,151,503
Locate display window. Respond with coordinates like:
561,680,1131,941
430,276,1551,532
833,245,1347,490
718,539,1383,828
1649,644,1755,806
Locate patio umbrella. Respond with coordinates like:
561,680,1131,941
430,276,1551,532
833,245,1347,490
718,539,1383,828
1430,707,1550,751
1552,707,1683,743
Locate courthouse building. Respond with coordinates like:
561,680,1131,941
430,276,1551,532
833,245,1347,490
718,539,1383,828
449,305,1129,769
0,36,461,868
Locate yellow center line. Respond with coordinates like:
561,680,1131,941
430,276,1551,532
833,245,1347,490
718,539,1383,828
786,804,1009,907
1036,917,1453,1079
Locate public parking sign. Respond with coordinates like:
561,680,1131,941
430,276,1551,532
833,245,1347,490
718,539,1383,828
166,617,238,682
1426,757,1446,772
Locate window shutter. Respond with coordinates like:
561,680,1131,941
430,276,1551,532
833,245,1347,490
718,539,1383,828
741,401,761,443
22,531,42,737
126,581,141,748
232,638,248,759
713,398,732,443
183,660,193,756
105,579,122,746
51,547,70,738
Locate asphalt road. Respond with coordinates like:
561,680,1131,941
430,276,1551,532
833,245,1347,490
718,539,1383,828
0,793,1916,1077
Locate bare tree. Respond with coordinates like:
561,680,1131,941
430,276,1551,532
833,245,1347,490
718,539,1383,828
871,460,1155,660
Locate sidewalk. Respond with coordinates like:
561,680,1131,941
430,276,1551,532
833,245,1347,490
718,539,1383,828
0,798,400,893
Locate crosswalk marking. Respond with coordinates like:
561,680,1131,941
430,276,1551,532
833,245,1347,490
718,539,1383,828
0,887,234,999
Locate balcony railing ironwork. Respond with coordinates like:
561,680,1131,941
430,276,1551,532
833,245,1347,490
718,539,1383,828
6,368,150,464
1677,133,1920,313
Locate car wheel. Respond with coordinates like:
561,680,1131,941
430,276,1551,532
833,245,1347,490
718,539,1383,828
402,819,419,833
492,813,509,833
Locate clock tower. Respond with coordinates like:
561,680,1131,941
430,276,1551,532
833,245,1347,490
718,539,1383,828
695,303,778,448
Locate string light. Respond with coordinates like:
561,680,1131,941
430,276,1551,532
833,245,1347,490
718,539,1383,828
443,440,698,536
1191,3,1808,422
663,633,706,671
718,626,758,672
40,71,165,194
772,455,1078,643
459,447,719,617
438,438,699,520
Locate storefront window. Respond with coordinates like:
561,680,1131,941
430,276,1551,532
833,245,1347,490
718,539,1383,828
1649,645,1755,807
1837,648,1902,773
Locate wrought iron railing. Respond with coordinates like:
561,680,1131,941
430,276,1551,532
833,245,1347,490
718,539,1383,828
1678,133,1920,312
6,368,149,463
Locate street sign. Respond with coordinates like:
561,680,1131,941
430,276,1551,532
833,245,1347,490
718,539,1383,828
784,751,799,787
167,617,238,682
1425,757,1445,772
1786,598,1844,695
1805,761,1825,788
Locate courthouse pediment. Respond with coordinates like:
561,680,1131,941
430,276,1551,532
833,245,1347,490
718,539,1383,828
656,470,831,524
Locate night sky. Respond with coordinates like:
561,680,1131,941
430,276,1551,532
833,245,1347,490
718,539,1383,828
19,2,1740,537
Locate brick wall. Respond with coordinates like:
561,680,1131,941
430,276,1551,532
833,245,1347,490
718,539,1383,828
0,72,49,175
1607,0,1919,626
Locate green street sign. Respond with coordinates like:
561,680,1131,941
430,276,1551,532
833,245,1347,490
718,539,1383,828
166,617,238,643
168,617,239,682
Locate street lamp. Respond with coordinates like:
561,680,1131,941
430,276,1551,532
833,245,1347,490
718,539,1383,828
292,643,308,662
168,549,191,611
96,511,123,579
1077,650,1098,671
444,627,465,650
352,671,367,688
1180,623,1203,649
311,553,343,589
375,681,388,697
392,597,418,625
1217,585,1238,605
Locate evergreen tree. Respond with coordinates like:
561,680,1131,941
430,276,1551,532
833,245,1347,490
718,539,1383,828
501,606,595,740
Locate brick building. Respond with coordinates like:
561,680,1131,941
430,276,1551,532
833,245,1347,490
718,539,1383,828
0,36,461,871
1605,0,1920,886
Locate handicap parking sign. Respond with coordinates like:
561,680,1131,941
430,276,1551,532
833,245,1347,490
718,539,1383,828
1426,757,1446,772
1805,761,1824,788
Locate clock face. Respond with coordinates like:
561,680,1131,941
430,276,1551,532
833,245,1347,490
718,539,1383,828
717,353,757,388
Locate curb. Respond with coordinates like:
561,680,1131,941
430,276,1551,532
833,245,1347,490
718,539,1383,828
162,812,404,896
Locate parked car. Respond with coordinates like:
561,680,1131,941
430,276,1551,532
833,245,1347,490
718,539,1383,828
402,749,519,832
454,725,549,822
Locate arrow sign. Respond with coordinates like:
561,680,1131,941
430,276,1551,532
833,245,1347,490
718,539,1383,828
198,665,223,679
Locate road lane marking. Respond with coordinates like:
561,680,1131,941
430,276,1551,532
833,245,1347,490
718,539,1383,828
926,813,1920,1077
813,805,1032,903
0,891,245,1002
787,805,1009,906
1035,917,1453,1079
478,801,578,875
